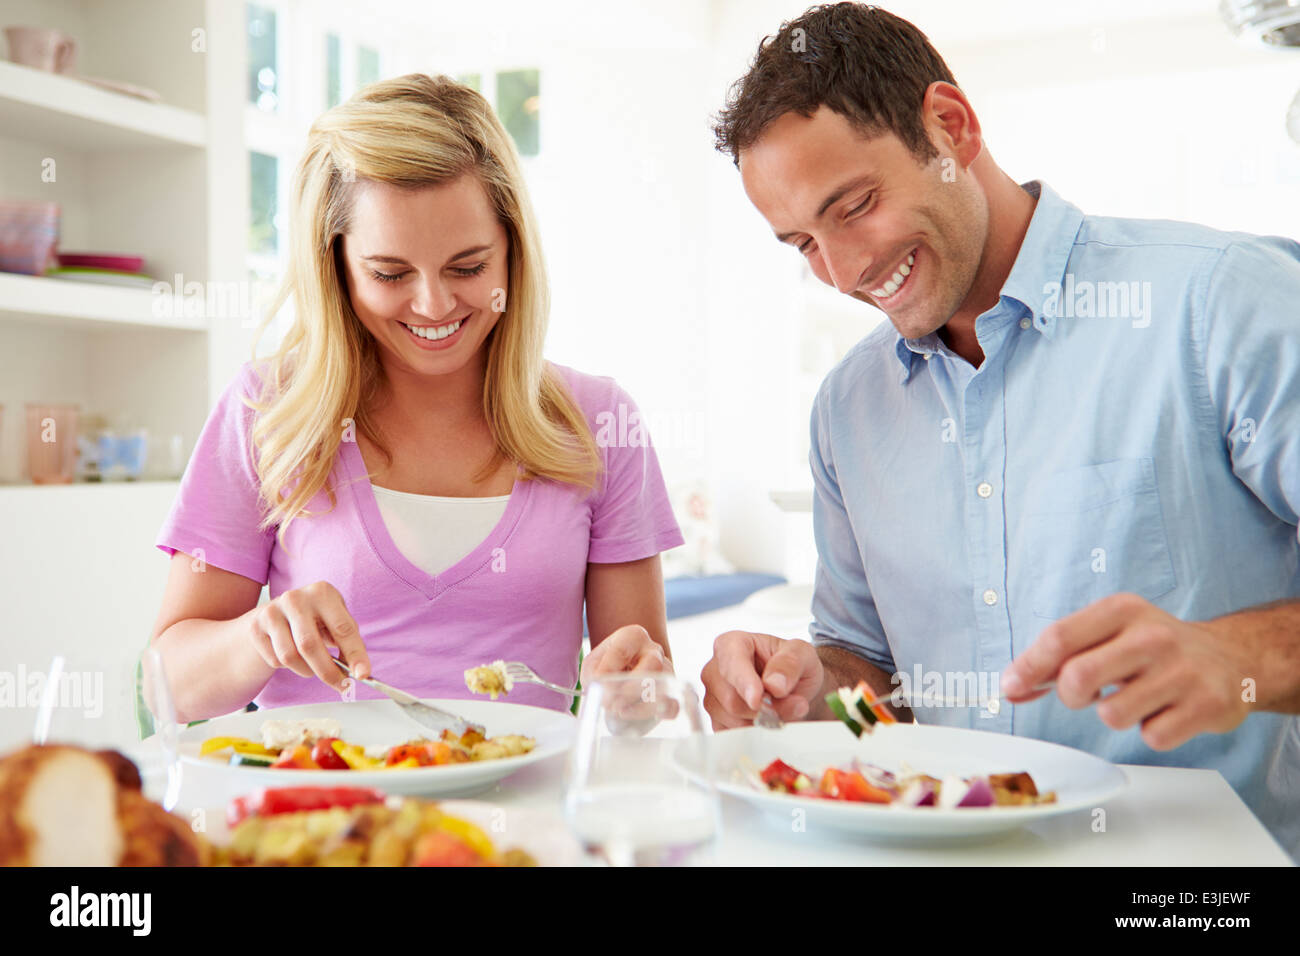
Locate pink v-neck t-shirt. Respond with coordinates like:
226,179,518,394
154,359,685,713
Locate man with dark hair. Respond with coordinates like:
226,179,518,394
700,3,1300,860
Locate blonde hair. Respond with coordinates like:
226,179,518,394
244,73,600,548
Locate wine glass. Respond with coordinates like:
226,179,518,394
563,673,719,866
142,646,183,812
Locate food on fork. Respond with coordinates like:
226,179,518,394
215,786,537,866
0,744,207,866
825,682,899,737
464,660,512,699
200,722,535,769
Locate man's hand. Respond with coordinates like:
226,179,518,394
1001,592,1254,751
700,631,824,730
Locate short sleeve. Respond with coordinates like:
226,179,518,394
1197,236,1300,543
154,361,276,583
808,383,894,671
583,378,685,563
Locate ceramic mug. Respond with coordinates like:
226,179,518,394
4,26,77,74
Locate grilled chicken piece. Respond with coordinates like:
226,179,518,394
0,744,206,866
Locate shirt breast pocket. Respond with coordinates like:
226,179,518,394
1024,457,1177,620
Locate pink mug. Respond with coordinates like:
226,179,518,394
4,26,78,75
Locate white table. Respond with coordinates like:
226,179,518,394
126,740,1293,866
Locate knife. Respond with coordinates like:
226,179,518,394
329,656,485,737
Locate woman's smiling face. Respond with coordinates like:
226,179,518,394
339,174,509,377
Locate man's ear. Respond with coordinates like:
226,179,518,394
922,81,982,170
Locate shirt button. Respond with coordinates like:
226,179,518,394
986,698,1002,715
922,353,931,361
1020,318,1031,330
982,589,998,606
976,481,993,498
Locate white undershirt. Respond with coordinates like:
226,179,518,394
371,485,511,577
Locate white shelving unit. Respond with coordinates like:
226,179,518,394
0,272,209,330
0,57,207,148
0,0,248,482
0,0,249,749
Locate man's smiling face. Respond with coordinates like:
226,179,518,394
739,104,988,341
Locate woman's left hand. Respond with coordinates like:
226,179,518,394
582,624,673,683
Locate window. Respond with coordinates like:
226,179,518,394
357,46,380,90
248,151,279,256
325,33,341,109
495,68,540,157
451,68,542,158
247,3,279,113
325,32,383,108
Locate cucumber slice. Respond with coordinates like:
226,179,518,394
850,685,880,727
230,751,277,768
825,691,864,737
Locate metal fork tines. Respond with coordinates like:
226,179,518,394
501,661,582,698
329,657,484,737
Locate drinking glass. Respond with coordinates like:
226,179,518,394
563,673,719,866
24,403,79,483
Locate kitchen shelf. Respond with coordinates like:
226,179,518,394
0,272,209,331
0,478,181,491
0,59,206,149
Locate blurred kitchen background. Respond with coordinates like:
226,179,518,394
1,0,1298,748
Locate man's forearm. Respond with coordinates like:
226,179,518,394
1202,598,1300,714
810,645,914,722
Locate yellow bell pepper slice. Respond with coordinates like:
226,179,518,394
436,815,497,860
200,736,275,757
331,739,382,770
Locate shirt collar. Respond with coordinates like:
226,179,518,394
893,180,1086,383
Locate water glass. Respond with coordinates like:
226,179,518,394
563,673,719,866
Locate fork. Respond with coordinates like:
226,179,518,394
500,661,582,699
754,694,783,730
329,656,485,737
758,678,1068,732
865,679,1081,712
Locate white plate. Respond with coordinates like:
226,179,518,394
674,721,1128,841
177,699,575,798
202,799,586,867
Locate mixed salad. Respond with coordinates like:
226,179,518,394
747,682,1057,808
200,718,534,770
756,758,1056,808
217,786,537,866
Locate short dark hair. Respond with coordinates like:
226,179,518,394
712,3,958,166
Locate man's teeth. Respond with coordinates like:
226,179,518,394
872,253,916,298
403,318,463,340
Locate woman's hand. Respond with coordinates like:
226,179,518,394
247,581,370,690
581,624,673,683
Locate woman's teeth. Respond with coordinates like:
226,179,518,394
871,252,916,299
402,318,463,340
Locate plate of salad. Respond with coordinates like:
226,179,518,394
175,699,575,797
674,720,1127,839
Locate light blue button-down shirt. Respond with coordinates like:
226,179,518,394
809,180,1300,860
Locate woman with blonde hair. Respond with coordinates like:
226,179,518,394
148,74,682,722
